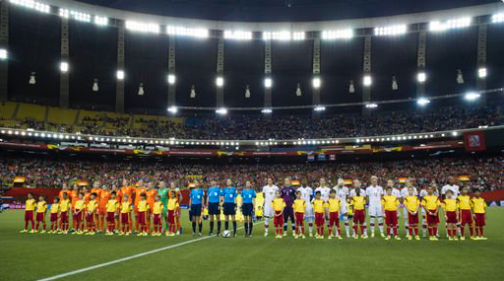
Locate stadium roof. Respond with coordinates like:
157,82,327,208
76,0,497,22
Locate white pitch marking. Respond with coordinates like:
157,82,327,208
36,222,262,281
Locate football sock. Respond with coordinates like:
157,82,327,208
217,221,221,234
469,226,474,237
225,221,229,231
210,221,214,233
244,223,249,235
378,217,384,233
233,221,237,234
192,222,196,233
249,222,254,235
393,226,398,236
198,223,202,233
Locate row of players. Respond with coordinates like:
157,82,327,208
19,176,488,240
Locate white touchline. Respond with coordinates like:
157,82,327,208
36,222,263,281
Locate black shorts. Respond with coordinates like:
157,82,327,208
223,203,236,216
190,204,202,218
242,203,253,216
208,202,220,215
283,206,294,221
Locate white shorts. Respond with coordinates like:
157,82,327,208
304,207,314,219
403,208,409,219
339,204,348,215
368,205,383,217
264,204,274,218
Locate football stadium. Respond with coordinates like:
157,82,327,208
1,0,504,280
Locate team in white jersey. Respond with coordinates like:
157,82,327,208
366,176,385,237
262,178,279,237
297,184,314,235
333,179,351,237
314,178,331,202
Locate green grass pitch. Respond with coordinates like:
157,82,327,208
1,208,504,281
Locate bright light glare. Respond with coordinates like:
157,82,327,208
417,72,427,83
116,70,125,80
374,25,407,36
168,74,176,85
492,13,504,23
417,97,430,106
314,105,326,112
166,26,209,38
223,30,252,40
261,108,273,114
167,106,178,114
264,78,272,88
478,67,487,78
312,77,321,89
126,21,160,34
365,103,378,109
321,29,354,40
216,108,228,115
464,92,481,101
263,31,292,41
0,49,7,60
429,17,471,32
363,75,372,87
10,0,51,13
60,62,69,73
216,77,224,87
94,16,108,26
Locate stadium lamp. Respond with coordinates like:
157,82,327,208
391,76,398,90
417,72,427,83
349,80,355,93
245,85,251,98
296,83,302,96
374,24,407,36
167,74,176,85
216,76,224,88
92,79,99,92
312,77,321,89
59,62,69,73
417,97,430,106
167,106,178,114
29,72,36,85
138,83,145,95
261,108,273,114
365,103,378,109
216,107,228,115
464,92,481,101
0,49,7,60
264,77,273,88
429,18,471,32
493,13,504,23
94,16,108,26
190,85,196,98
363,75,372,87
116,70,125,80
456,69,464,84
478,67,487,79
314,105,326,112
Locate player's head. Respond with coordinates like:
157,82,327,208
407,177,415,187
371,176,378,185
91,192,97,199
446,189,454,199
27,193,33,199
210,180,217,187
193,180,200,188
284,177,291,186
158,181,166,189
353,179,361,188
245,181,252,188
140,193,146,200
461,186,469,194
93,181,100,188
155,195,161,201
267,177,273,185
38,195,44,201
170,181,176,188
72,183,79,191
82,186,88,193
295,191,301,198
53,197,60,203
337,178,344,186
78,192,84,199
385,186,392,195
111,191,116,198
408,187,415,196
473,188,481,197
330,189,336,198
355,188,361,196
62,182,68,190
448,176,456,185
122,178,128,186
427,184,435,194
62,192,68,199
275,190,281,198
387,179,394,187
148,181,155,189
319,177,326,186
137,179,144,187
102,185,109,191
226,179,233,186
315,191,321,199
170,190,176,197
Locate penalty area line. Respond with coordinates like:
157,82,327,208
36,222,263,281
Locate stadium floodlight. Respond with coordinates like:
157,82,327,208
216,107,228,115
349,80,355,93
70,10,91,22
116,70,125,80
166,26,209,38
478,67,487,79
296,83,302,96
392,76,398,90
167,106,178,114
417,97,430,106
429,17,471,32
138,83,145,95
464,92,481,101
312,77,321,89
126,21,160,34
261,108,273,114
29,72,36,84
167,74,176,85
374,24,407,36
264,77,273,88
60,62,69,73
10,0,50,13
456,69,464,84
216,76,224,88
363,75,372,87
263,31,291,41
417,72,427,83
245,85,251,98
0,49,7,60
59,9,69,18
321,29,354,40
492,13,504,23
223,30,252,41
452,131,458,136
92,79,99,92
94,16,108,26
314,105,326,112
293,32,305,41
365,103,378,109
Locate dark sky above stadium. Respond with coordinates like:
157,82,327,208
76,0,497,22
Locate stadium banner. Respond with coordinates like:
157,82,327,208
317,154,327,161
463,131,486,151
